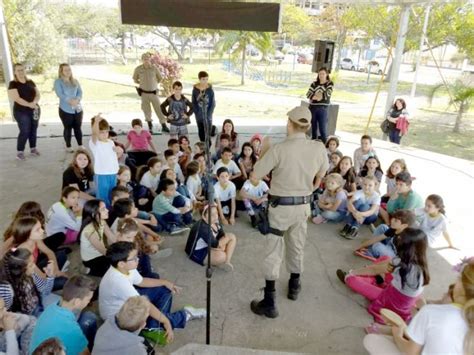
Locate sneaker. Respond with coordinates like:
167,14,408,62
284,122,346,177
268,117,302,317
30,149,40,157
345,226,359,240
336,269,347,284
169,225,190,235
161,124,170,133
16,152,26,161
220,262,234,272
61,260,70,273
183,305,206,321
339,224,351,237
312,215,327,225
149,248,173,259
66,146,74,153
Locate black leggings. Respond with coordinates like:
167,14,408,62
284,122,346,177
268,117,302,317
44,233,66,252
83,256,110,277
59,108,83,147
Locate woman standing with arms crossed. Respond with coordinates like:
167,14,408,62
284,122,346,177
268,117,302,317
54,64,84,152
7,63,41,161
306,67,334,143
385,98,409,145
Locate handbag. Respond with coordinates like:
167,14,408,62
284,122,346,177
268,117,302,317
380,119,391,134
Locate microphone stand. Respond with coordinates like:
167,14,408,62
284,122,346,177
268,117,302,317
198,92,213,345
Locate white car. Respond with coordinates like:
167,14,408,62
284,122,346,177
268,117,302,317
340,58,356,71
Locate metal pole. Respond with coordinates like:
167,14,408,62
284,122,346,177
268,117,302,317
410,4,431,98
0,5,14,120
384,5,411,115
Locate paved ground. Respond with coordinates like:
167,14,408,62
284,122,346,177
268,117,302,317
0,127,470,354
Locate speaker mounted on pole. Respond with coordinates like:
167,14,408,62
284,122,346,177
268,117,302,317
312,40,335,73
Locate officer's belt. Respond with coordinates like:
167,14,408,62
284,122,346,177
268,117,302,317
269,195,314,206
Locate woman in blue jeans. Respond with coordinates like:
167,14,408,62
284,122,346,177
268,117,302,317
386,98,409,145
7,63,41,161
306,67,334,143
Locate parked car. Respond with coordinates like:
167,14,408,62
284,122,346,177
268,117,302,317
340,58,356,71
297,53,313,64
365,60,384,75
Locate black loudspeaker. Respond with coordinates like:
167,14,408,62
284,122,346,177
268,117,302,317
312,40,335,73
120,0,281,32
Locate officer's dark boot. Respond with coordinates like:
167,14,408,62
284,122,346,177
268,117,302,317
147,121,153,133
288,273,301,301
161,123,170,133
250,280,278,318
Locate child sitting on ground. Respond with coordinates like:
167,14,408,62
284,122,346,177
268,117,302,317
79,199,116,277
115,218,166,279
354,209,415,260
340,175,381,239
185,205,236,271
239,171,269,228
213,147,241,182
152,179,191,234
45,186,82,246
312,173,347,224
328,151,343,173
138,157,162,198
214,167,237,225
194,142,205,156
331,156,357,196
160,81,193,140
163,149,185,184
357,156,383,189
125,118,158,167
325,136,342,160
382,159,407,204
99,242,206,342
380,171,423,224
62,149,95,202
212,133,231,163
249,134,263,158
186,161,205,203
92,296,150,355
415,194,456,248
236,142,258,190
353,135,377,174
89,115,119,207
178,135,193,172
337,228,430,326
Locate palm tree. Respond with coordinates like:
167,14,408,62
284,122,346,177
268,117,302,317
429,76,474,133
215,31,273,85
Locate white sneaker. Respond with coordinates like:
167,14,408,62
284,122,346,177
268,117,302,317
66,147,74,153
184,305,207,321
80,265,90,275
61,260,70,272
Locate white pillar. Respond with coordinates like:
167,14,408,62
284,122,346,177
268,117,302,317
0,5,14,119
384,5,411,114
410,4,431,98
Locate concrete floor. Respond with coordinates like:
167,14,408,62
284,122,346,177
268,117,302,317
0,128,469,354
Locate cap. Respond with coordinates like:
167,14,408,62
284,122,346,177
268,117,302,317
287,106,311,128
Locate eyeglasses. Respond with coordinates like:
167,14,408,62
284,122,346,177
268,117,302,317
126,256,139,263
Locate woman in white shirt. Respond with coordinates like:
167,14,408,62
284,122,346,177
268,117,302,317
364,263,474,355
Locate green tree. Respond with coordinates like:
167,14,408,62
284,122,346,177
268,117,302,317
215,31,273,85
4,0,64,73
281,4,314,46
429,76,474,133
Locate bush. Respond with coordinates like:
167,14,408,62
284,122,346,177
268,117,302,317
150,53,183,97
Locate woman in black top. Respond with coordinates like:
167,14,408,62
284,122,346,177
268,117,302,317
7,63,41,161
306,67,334,143
386,98,409,145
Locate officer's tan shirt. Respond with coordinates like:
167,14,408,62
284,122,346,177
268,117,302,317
132,64,162,91
254,132,329,197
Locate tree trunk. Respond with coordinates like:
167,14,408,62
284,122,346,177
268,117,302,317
241,44,246,86
121,33,127,64
335,28,347,72
152,30,183,60
453,101,465,133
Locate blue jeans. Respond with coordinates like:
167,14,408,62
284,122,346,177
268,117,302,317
136,286,187,329
138,253,160,279
94,174,117,207
346,200,378,227
389,128,401,144
77,311,98,351
14,110,38,151
154,195,192,232
310,105,328,142
367,224,397,258
313,205,347,222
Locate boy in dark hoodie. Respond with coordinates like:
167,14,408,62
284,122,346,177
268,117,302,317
191,71,215,143
160,81,193,140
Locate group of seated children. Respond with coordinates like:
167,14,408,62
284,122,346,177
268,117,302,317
309,135,463,353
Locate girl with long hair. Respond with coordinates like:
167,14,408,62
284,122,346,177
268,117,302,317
62,149,95,202
54,63,83,152
215,119,239,154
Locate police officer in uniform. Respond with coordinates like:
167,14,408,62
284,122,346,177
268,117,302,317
133,52,170,134
250,106,328,318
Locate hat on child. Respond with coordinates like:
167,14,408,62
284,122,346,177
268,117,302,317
287,106,311,128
